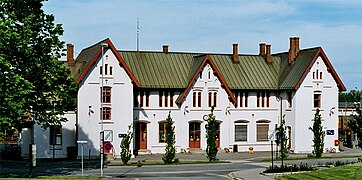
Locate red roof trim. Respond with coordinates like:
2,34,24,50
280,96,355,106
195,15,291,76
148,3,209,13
176,55,237,105
104,39,140,87
76,49,102,84
76,38,140,87
294,48,346,91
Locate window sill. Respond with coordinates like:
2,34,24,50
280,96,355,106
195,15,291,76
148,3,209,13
98,120,114,124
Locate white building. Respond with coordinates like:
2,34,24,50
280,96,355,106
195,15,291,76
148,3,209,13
66,37,345,157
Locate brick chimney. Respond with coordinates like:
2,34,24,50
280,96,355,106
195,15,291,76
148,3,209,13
232,43,239,63
266,44,272,64
67,44,75,66
163,44,169,53
259,43,266,56
288,37,300,64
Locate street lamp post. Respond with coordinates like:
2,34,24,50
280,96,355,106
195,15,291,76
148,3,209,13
100,42,108,177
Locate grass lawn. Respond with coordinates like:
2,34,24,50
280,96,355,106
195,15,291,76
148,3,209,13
109,160,230,166
262,155,362,162
275,163,362,180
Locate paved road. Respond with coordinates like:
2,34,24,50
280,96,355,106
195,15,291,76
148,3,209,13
73,161,264,180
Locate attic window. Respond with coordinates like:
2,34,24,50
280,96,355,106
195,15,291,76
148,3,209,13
78,69,80,74
82,61,86,66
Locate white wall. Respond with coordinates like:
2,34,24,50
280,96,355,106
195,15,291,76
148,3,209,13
293,56,339,153
77,49,134,158
20,112,76,158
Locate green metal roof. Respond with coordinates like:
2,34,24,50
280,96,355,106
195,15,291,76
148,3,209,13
117,49,319,90
279,48,320,90
120,51,198,88
72,39,328,91
210,55,280,90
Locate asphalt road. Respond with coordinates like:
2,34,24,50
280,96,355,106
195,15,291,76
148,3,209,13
78,162,264,179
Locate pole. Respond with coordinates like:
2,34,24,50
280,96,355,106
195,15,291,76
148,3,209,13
100,44,104,177
100,43,108,177
81,143,84,177
271,140,274,170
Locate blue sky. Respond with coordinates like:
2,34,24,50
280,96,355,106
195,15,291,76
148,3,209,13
44,0,362,91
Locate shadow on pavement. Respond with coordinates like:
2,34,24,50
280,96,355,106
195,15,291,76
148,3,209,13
0,158,102,178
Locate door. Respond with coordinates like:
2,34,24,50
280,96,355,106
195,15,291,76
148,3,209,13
216,123,220,148
189,122,201,148
138,122,147,149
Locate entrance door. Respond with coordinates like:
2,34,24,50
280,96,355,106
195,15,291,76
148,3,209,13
189,122,201,148
216,123,220,148
138,122,147,149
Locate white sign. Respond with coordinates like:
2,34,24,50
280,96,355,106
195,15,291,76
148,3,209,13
268,130,276,141
104,130,113,142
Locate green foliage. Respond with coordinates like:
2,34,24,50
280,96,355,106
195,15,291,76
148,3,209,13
0,0,77,135
206,106,218,162
162,111,176,164
120,123,134,165
339,90,361,102
0,57,33,137
278,115,288,161
309,108,325,158
348,104,362,149
264,163,314,173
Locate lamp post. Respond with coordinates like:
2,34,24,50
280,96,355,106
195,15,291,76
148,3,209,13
100,42,108,177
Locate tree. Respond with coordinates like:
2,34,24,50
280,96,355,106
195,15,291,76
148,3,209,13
278,114,288,166
348,104,362,149
0,0,77,135
339,90,361,102
0,57,33,137
162,111,176,164
309,108,325,158
120,123,134,165
206,106,218,162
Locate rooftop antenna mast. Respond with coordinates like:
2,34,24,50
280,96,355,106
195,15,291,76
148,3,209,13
137,17,140,51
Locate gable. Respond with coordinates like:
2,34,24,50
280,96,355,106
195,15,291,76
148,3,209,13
176,55,236,105
74,38,140,87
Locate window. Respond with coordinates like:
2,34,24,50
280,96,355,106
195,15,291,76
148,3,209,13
50,126,62,145
101,87,111,103
105,64,108,75
266,92,270,107
208,91,217,107
235,125,247,141
314,93,321,108
140,91,144,107
170,91,174,107
199,72,202,79
159,91,163,107
257,92,260,107
110,66,113,75
257,124,269,142
193,92,196,107
313,69,323,80
165,91,168,107
193,91,202,107
287,91,292,108
100,107,111,120
245,92,248,107
198,92,202,107
100,66,102,75
159,122,166,143
208,92,212,107
134,91,139,107
145,91,150,107
261,92,265,107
